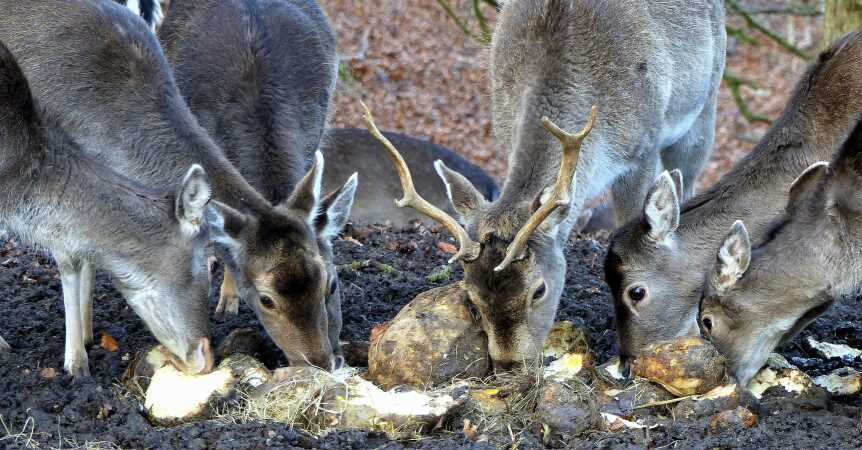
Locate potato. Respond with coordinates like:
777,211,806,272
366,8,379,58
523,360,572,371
631,337,727,397
129,346,269,424
144,363,236,424
368,282,489,389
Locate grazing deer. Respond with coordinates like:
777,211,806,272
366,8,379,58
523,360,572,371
700,111,862,388
0,39,221,378
363,0,725,369
157,0,353,366
320,128,498,226
606,31,862,370
0,0,339,369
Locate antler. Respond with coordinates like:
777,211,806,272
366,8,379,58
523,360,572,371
361,102,481,263
494,106,598,272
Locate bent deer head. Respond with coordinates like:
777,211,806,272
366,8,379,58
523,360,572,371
361,102,597,370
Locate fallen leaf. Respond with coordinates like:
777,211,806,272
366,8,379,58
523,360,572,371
101,333,119,352
40,367,57,379
462,418,479,441
437,241,457,254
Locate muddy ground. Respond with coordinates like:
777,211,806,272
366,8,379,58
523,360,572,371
0,225,860,449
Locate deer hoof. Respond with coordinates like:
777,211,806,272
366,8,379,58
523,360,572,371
64,353,91,379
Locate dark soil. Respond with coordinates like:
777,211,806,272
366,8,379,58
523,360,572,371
0,226,860,449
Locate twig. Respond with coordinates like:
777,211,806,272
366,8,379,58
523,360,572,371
436,0,480,42
632,395,694,410
730,2,822,17
723,71,772,124
725,0,812,60
726,25,759,46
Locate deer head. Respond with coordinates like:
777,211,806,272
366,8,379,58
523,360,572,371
361,102,597,370
700,145,862,387
212,152,357,370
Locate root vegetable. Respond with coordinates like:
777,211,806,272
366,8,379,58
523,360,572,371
368,283,489,389
631,337,727,397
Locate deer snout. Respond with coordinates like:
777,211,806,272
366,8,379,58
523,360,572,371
172,337,214,375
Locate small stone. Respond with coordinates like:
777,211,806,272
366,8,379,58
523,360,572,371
368,283,489,389
631,337,727,397
216,328,264,359
708,406,758,433
535,381,602,436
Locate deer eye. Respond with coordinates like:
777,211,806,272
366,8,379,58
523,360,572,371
702,316,713,334
627,286,647,304
532,282,546,301
259,295,276,310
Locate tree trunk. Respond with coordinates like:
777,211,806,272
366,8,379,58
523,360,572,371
823,0,862,48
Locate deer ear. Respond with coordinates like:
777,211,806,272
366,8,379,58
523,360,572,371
710,220,751,294
435,160,487,223
175,165,212,236
669,169,685,201
283,151,324,226
787,161,829,213
316,173,358,241
643,171,680,243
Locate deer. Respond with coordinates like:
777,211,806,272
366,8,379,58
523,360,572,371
320,128,498,226
0,0,340,370
362,0,725,370
0,39,225,378
700,109,862,388
606,30,862,372
156,0,355,367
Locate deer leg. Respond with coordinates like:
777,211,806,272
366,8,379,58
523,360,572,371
79,259,95,346
57,255,90,378
611,156,662,226
660,101,717,201
216,269,240,316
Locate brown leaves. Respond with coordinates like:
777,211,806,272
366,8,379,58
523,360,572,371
100,332,119,352
436,241,457,254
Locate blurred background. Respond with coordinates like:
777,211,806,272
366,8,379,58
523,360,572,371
322,0,851,192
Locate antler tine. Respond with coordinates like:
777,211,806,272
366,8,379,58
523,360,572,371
495,106,598,272
360,101,481,263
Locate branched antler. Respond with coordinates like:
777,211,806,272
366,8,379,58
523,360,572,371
361,101,481,263
495,106,598,272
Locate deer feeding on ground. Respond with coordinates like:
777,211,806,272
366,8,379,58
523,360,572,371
0,0,339,370
700,111,862,389
0,40,221,378
606,30,862,371
158,0,353,369
363,0,725,370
